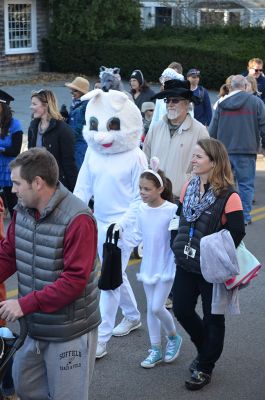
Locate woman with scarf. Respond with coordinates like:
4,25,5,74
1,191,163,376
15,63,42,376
171,138,245,391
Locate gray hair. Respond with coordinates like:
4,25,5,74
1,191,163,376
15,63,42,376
230,75,248,91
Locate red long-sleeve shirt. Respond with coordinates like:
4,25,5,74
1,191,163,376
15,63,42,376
0,213,97,315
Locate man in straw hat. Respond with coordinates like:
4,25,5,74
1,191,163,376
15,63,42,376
64,77,90,170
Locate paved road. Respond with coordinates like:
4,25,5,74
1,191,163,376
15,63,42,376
2,79,265,399
4,167,265,400
88,172,265,400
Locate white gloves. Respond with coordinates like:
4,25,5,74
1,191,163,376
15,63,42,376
113,223,123,239
168,215,180,231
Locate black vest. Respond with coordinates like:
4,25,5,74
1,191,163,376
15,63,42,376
171,187,235,274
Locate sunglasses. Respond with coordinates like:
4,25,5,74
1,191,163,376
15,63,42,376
251,68,263,73
164,98,186,104
31,89,48,101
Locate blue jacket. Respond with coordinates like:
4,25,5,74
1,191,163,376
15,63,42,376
0,118,23,187
192,86,212,126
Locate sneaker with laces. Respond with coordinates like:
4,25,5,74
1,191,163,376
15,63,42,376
140,345,163,368
112,317,141,337
96,342,107,359
164,334,182,363
185,370,211,391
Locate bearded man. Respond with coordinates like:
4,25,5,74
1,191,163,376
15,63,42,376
143,80,209,199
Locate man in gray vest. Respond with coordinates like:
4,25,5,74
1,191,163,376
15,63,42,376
0,148,100,400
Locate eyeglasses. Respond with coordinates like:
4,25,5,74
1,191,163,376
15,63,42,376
251,68,263,73
164,98,185,104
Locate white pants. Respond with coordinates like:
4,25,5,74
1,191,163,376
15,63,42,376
143,280,176,345
97,221,140,343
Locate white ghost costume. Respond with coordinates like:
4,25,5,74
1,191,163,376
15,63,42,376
74,89,147,344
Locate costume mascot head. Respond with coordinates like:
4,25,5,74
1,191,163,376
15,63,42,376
81,88,142,154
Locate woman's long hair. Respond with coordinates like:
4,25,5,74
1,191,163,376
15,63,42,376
0,103,13,138
197,138,234,196
31,89,63,120
140,169,174,203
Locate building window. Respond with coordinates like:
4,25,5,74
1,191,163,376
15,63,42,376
155,7,172,27
4,0,37,54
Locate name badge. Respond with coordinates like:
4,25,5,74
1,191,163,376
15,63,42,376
184,245,196,258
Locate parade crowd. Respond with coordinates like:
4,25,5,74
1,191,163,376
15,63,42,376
0,56,264,400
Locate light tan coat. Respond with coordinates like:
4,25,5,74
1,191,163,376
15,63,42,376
143,114,209,197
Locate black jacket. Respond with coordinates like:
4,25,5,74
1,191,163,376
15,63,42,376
28,118,78,191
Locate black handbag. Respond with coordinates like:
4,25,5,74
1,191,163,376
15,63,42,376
98,224,123,290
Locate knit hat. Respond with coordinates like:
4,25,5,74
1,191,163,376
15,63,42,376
187,68,200,77
0,89,14,105
65,77,90,94
160,68,184,83
141,102,155,114
130,70,144,86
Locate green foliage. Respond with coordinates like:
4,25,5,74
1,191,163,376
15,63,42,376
49,0,141,41
43,24,265,90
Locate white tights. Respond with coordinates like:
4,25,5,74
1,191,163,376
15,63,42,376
143,280,176,345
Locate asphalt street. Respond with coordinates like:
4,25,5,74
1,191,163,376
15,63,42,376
2,79,265,400
89,172,265,400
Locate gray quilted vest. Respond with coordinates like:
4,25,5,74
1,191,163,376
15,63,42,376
15,182,101,341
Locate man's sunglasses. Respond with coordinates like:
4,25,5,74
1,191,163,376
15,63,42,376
251,68,263,73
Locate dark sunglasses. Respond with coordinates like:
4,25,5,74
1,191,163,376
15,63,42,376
252,68,263,73
31,89,48,102
164,98,185,104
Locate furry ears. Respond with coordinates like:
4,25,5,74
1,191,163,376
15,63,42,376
99,66,121,76
81,89,128,112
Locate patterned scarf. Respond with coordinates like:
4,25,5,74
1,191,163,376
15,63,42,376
182,176,216,222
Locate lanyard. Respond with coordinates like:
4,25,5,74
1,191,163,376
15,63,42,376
188,222,195,241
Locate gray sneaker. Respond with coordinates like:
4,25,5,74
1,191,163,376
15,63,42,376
112,317,141,337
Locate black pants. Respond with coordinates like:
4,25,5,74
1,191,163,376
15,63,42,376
1,186,17,217
173,266,225,374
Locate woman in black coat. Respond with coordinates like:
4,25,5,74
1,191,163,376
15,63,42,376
28,89,78,191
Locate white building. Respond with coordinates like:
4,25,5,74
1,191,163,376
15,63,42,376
140,1,265,28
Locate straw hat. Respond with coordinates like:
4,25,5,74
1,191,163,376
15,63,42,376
65,77,90,94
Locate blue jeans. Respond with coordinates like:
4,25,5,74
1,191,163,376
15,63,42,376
229,154,256,224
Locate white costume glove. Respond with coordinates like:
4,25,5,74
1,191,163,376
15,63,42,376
168,215,180,231
113,223,123,239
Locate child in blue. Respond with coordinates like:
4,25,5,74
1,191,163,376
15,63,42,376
0,90,23,216
122,158,182,368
